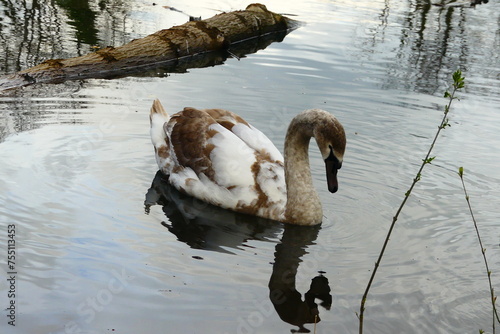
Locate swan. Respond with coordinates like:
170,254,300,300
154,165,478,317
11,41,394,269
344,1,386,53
149,99,346,226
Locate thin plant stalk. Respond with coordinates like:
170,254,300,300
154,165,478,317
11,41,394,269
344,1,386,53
358,70,465,334
458,167,499,334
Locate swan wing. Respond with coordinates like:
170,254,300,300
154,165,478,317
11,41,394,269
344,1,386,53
164,107,286,220
204,108,284,162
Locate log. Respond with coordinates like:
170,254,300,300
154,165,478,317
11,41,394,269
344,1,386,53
0,3,298,91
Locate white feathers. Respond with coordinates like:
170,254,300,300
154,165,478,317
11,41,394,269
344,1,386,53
231,123,283,161
149,101,285,219
150,112,169,148
149,100,172,173
149,100,346,225
206,123,255,189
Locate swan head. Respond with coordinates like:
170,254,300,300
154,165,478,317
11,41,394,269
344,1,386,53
311,110,346,193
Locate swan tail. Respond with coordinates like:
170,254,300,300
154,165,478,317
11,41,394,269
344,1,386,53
150,99,172,173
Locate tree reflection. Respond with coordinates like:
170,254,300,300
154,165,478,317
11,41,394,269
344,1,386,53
56,0,99,47
389,0,465,94
144,171,333,332
0,80,86,142
0,0,131,74
365,0,493,94
0,0,65,72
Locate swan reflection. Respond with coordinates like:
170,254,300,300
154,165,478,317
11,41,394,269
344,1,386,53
269,225,332,333
145,171,282,253
144,171,332,332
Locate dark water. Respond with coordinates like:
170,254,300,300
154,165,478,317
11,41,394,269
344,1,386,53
0,0,499,333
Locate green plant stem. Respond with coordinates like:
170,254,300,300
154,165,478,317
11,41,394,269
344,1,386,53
358,70,464,334
459,168,499,333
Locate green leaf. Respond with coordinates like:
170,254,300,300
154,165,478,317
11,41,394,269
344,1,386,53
452,70,465,89
452,69,465,90
458,166,464,177
440,118,451,129
444,91,451,98
423,157,435,164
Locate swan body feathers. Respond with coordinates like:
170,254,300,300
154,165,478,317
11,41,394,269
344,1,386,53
149,99,346,225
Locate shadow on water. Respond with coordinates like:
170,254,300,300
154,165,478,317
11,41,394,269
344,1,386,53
144,171,332,333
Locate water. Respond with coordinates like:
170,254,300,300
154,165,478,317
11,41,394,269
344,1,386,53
0,0,499,333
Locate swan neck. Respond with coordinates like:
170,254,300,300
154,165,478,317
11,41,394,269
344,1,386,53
284,121,322,225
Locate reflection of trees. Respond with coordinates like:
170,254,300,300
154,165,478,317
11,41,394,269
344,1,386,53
0,0,65,72
0,81,86,142
56,0,99,48
0,0,133,142
363,0,496,94
386,1,466,94
0,0,132,74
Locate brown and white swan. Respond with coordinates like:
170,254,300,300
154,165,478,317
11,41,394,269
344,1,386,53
149,99,346,225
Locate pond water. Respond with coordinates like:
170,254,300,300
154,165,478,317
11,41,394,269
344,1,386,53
1,0,499,333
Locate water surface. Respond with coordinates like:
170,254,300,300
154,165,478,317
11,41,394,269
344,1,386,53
1,0,499,333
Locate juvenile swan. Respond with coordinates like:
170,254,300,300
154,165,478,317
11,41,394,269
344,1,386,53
150,99,346,225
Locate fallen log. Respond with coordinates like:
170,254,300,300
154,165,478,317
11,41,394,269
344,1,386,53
0,3,298,91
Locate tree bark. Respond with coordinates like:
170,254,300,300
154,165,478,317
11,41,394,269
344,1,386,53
0,3,298,91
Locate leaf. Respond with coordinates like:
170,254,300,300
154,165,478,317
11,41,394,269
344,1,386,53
458,166,464,177
422,157,435,164
452,69,465,90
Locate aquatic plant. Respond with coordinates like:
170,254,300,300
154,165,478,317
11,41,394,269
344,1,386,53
458,167,499,334
357,69,465,334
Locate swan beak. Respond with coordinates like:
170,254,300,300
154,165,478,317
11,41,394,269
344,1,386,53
325,159,339,193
